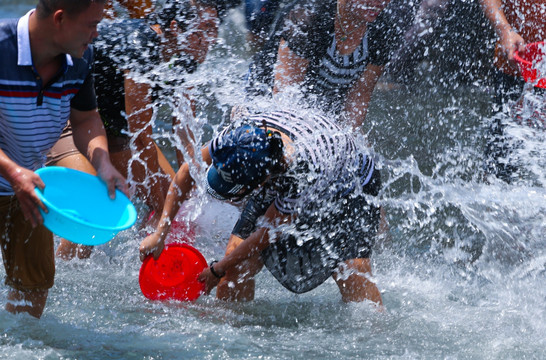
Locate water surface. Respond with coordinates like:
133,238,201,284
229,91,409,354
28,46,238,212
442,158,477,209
0,3,544,359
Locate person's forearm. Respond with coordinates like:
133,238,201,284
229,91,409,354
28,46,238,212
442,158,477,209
273,39,309,94
213,227,271,276
480,0,511,37
0,148,18,183
154,162,195,242
344,64,383,131
214,205,291,276
155,145,211,241
70,111,110,170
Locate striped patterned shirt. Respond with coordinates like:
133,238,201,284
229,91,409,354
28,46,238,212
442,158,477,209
0,11,96,195
279,0,411,114
311,32,370,109
241,110,374,214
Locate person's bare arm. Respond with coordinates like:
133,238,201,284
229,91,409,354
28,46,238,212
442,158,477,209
0,149,46,227
479,0,525,60
480,0,511,36
273,38,310,94
70,107,129,199
139,145,212,261
198,204,291,293
124,74,173,216
344,63,384,131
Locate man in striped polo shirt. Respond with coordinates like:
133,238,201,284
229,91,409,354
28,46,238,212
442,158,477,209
0,0,128,318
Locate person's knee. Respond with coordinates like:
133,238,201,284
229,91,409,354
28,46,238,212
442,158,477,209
56,238,79,260
333,259,383,305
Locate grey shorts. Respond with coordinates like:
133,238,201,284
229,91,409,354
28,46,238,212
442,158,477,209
262,189,381,294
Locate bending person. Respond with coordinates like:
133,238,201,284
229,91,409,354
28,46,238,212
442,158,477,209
140,107,384,305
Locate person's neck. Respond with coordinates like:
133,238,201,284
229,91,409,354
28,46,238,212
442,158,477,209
28,11,63,76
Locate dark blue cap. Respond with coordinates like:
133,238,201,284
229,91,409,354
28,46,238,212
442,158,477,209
207,125,274,199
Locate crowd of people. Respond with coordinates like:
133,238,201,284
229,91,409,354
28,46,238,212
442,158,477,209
0,0,543,318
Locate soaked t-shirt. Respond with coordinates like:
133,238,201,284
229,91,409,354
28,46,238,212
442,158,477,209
280,0,413,113
93,19,160,137
246,0,415,110
225,109,382,293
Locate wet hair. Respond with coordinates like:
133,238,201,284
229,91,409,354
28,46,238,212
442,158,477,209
149,0,197,33
36,0,107,19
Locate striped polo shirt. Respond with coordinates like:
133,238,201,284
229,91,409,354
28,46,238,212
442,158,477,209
0,11,97,195
241,109,374,214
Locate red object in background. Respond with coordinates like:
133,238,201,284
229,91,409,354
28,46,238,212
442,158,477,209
139,243,207,301
514,42,546,88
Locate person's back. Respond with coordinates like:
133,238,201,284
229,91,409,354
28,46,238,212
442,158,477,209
239,109,376,203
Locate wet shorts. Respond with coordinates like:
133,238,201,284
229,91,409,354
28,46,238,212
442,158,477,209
0,196,55,291
46,123,129,166
261,170,382,294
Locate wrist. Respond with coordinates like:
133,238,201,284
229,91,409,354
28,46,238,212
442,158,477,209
157,216,172,241
496,22,513,39
0,154,18,180
147,230,164,246
209,260,225,278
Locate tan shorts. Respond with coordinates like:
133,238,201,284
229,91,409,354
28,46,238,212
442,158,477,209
46,123,130,166
45,123,81,166
0,196,55,291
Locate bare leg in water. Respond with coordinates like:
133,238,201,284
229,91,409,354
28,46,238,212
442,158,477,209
6,288,48,319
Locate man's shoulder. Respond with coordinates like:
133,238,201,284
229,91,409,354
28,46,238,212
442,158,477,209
95,18,159,70
0,18,18,44
96,18,155,50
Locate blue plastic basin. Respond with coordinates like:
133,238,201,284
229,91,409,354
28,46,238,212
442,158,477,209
34,166,137,245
